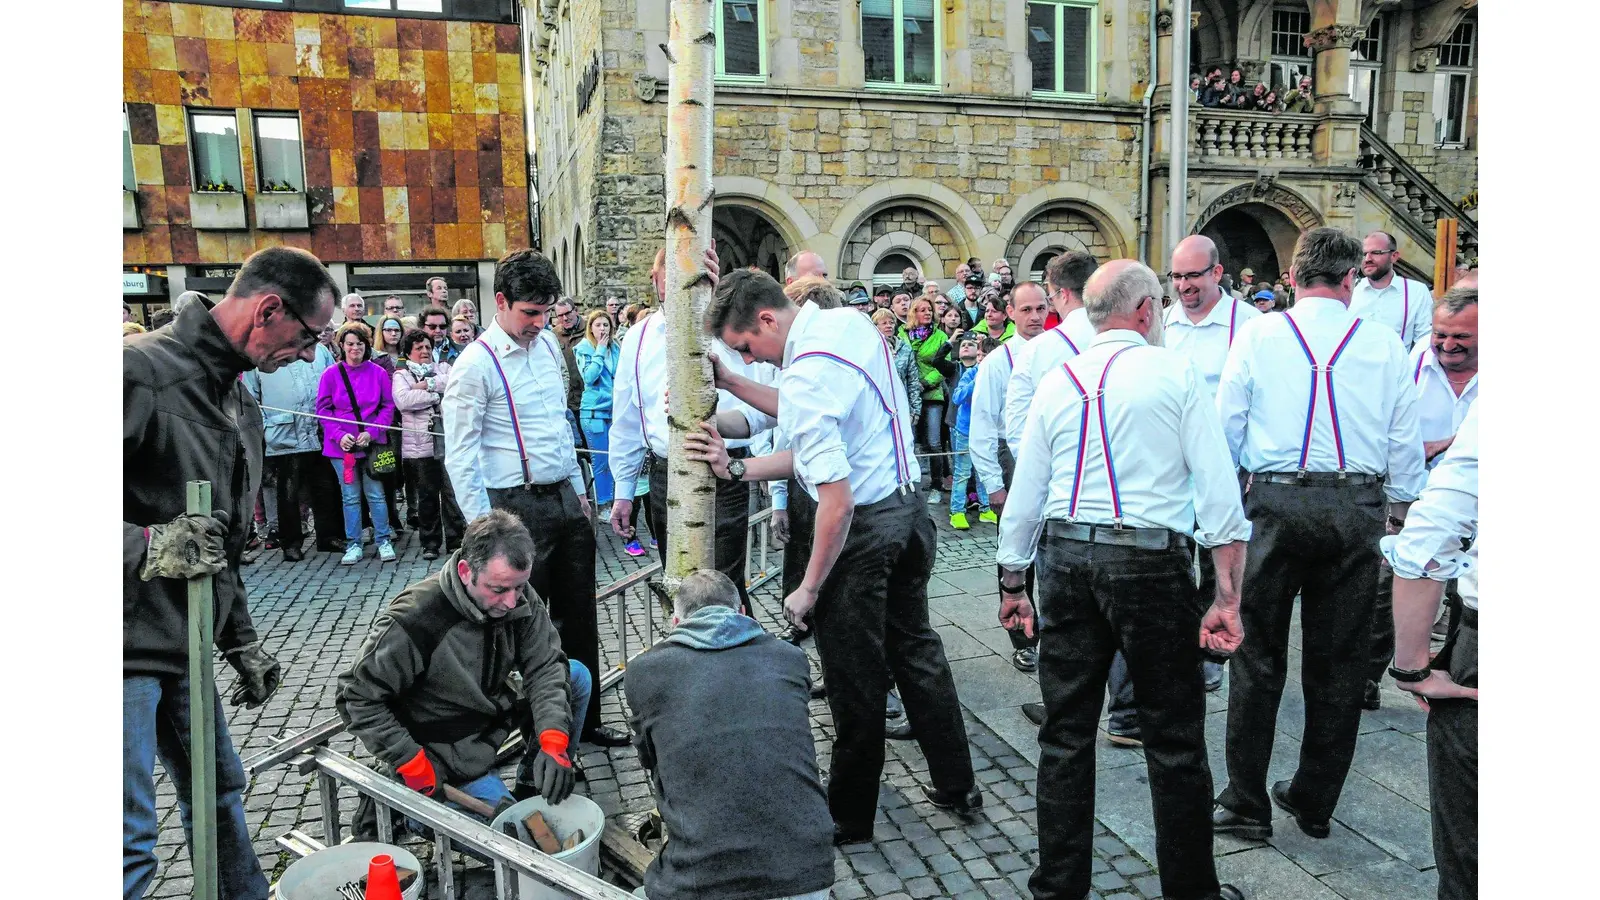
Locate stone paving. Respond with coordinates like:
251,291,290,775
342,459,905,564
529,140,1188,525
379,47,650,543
147,501,1441,900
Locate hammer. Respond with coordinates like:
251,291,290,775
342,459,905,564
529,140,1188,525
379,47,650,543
438,783,501,819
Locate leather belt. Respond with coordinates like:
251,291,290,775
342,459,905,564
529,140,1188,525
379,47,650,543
1044,520,1191,551
498,481,566,496
1252,471,1383,487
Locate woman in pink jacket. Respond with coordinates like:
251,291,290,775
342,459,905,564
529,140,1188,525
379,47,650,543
315,323,397,565
392,328,465,560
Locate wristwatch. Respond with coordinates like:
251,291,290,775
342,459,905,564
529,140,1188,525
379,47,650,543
1387,514,1407,529
1387,664,1431,683
724,459,746,482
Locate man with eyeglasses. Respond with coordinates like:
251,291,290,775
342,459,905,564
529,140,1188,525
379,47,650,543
124,246,339,900
382,295,406,321
1350,231,1433,352
419,306,456,365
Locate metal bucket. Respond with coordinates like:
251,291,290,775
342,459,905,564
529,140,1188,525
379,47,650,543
276,841,425,900
489,794,606,900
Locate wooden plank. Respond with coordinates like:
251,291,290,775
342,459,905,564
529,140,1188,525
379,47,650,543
599,819,656,887
1433,218,1459,297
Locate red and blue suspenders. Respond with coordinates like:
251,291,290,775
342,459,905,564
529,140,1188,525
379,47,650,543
474,335,564,485
1280,314,1363,477
792,336,914,492
1058,346,1136,527
1413,349,1428,384
1055,325,1080,354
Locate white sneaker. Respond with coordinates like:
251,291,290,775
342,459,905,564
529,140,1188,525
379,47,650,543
377,540,397,562
926,490,941,505
340,544,363,566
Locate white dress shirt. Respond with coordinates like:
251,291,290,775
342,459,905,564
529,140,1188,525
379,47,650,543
780,304,921,506
1163,295,1261,397
1350,275,1432,352
996,330,1252,570
1003,308,1096,446
1381,402,1477,610
968,333,1030,495
443,319,584,521
1217,295,1426,502
607,310,780,490
1408,343,1478,469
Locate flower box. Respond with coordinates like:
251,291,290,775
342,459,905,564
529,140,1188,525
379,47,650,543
254,191,310,230
190,191,248,230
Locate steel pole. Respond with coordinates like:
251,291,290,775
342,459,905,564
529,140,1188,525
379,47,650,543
1166,0,1192,263
186,480,219,900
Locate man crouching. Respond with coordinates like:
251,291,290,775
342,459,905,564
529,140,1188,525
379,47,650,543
626,570,835,900
337,509,591,834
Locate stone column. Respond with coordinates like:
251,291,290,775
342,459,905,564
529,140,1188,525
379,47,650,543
1154,7,1175,103
838,0,865,89
1305,0,1364,166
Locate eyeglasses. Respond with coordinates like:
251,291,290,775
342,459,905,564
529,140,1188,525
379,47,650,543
282,302,320,349
1166,268,1217,282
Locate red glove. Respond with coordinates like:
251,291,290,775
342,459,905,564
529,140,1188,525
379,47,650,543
396,748,438,796
539,730,571,768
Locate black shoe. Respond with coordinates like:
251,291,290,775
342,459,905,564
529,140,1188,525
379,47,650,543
833,825,873,847
1106,726,1143,749
921,784,983,816
1212,803,1272,840
1011,646,1038,673
264,530,281,550
407,515,420,529
1217,884,1246,900
885,719,915,741
422,547,440,561
1362,680,1382,711
1021,702,1046,726
317,539,347,553
282,545,305,563
584,725,632,748
778,622,812,645
1271,780,1330,838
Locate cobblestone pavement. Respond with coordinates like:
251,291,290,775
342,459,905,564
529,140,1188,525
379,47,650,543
147,499,1439,900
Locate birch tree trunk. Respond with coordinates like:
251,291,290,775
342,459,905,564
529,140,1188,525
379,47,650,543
662,0,719,599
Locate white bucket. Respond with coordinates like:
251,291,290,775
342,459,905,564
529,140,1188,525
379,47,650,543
276,841,426,900
489,794,606,900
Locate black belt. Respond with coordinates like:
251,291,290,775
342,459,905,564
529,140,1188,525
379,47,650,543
1252,471,1383,487
495,481,566,496
1044,520,1191,551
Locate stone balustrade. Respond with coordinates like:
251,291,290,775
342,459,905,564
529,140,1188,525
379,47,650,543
1357,128,1478,258
1190,110,1318,162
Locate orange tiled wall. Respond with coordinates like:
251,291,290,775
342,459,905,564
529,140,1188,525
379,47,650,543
123,1,530,266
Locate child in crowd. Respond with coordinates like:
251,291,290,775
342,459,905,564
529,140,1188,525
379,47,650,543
946,334,997,530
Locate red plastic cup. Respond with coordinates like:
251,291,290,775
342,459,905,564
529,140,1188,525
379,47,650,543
365,853,402,900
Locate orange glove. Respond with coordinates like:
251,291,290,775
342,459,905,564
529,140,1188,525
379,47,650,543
539,730,571,768
396,748,438,797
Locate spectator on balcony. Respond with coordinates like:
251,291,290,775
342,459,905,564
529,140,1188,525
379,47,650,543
1284,76,1315,113
1225,68,1246,102
1258,89,1282,113
1200,67,1229,107
1190,73,1204,102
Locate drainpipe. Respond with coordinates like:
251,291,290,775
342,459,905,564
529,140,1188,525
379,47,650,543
1136,0,1158,263
1165,0,1192,265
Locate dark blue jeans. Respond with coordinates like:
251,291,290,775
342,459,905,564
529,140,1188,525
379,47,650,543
123,674,268,900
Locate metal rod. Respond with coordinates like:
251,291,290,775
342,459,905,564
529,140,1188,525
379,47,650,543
1166,0,1192,262
435,831,457,900
375,798,394,844
185,480,219,900
243,716,345,774
319,772,342,847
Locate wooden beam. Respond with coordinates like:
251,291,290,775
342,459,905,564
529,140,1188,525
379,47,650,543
1433,218,1459,297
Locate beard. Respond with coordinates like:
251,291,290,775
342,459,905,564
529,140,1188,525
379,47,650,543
1366,260,1393,281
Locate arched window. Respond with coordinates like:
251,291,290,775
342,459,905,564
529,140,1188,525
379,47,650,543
873,253,917,289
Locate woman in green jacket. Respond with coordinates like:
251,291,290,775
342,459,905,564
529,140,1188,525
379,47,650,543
901,295,952,493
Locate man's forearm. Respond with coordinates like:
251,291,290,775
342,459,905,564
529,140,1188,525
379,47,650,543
1391,575,1445,670
1424,437,1454,462
714,409,752,440
731,450,794,483
721,370,780,417
1210,540,1247,608
802,481,854,592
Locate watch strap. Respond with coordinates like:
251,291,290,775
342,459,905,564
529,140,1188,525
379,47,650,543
1387,664,1431,683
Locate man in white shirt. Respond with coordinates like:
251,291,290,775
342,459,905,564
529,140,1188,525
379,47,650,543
1213,228,1425,842
996,259,1250,900
1164,235,1262,696
443,248,627,749
1003,251,1101,450
1349,231,1432,351
685,270,979,846
1380,402,1479,900
1366,284,1478,705
607,247,778,616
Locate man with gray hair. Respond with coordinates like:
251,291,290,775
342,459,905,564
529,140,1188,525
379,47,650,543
997,258,1251,900
625,569,835,900
1214,227,1424,842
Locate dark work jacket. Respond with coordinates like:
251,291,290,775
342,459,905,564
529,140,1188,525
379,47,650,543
123,297,263,677
625,634,834,900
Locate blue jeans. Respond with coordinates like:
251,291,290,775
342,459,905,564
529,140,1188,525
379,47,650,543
124,675,269,900
948,428,990,515
330,457,392,544
581,415,614,506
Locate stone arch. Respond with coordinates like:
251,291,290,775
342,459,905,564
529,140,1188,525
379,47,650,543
826,179,987,271
713,175,821,253
713,204,791,281
1017,231,1089,280
1192,179,1323,236
1235,0,1289,64
994,184,1137,263
857,231,944,285
1194,0,1234,70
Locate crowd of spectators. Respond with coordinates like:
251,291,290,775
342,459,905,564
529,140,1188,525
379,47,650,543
1191,66,1315,115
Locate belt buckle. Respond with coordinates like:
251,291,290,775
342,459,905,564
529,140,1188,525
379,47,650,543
1133,529,1167,551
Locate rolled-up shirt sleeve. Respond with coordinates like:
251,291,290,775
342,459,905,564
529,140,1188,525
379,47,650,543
781,360,852,491
1381,403,1477,581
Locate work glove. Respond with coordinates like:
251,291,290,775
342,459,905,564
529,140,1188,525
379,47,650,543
396,748,439,797
513,730,575,806
224,642,283,708
140,511,228,581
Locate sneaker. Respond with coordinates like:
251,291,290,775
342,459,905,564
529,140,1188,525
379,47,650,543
377,540,397,562
649,537,658,550
1011,646,1038,673
950,512,970,530
926,490,941,505
624,540,646,557
978,509,998,524
340,544,364,566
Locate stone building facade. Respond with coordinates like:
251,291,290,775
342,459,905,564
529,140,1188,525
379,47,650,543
527,0,1477,306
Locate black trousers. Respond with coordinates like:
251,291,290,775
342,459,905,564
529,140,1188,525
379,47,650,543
488,482,602,739
811,487,973,833
402,457,466,552
1031,532,1218,900
781,477,817,600
997,444,1038,651
264,451,343,549
1220,480,1384,823
1429,613,1477,900
644,455,752,614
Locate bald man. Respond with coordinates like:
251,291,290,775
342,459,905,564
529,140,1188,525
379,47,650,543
784,251,828,284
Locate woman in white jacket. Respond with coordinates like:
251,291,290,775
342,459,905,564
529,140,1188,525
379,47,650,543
392,329,465,559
